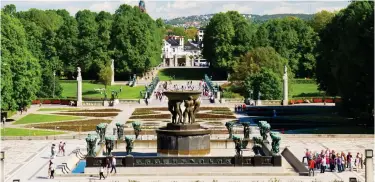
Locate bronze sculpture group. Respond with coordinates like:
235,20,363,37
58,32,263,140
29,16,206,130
168,96,201,124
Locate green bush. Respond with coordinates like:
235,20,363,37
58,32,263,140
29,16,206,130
222,91,242,98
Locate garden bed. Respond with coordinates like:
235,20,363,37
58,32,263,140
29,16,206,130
196,113,236,119
66,109,122,112
54,112,119,117
29,119,112,132
129,114,171,119
132,110,160,115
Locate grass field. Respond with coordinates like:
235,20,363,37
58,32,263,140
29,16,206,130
0,128,65,136
290,83,322,98
60,80,144,99
157,68,227,81
14,114,82,125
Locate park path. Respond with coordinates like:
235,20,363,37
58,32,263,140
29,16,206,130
105,104,136,137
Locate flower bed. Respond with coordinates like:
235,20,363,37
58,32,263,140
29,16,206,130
66,109,122,112
196,113,236,119
129,114,171,119
134,107,231,112
29,119,111,132
206,111,233,115
289,97,341,104
54,112,118,117
32,99,76,105
132,110,160,115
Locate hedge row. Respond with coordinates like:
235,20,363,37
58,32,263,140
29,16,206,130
289,97,341,104
32,99,76,105
291,79,316,84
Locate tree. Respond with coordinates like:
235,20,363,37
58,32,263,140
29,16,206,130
171,27,185,36
98,65,113,89
308,10,336,33
202,13,235,71
244,68,282,100
2,4,16,16
37,70,63,98
226,11,254,57
316,1,374,119
185,27,198,40
254,17,318,78
231,47,289,82
111,5,162,77
1,11,41,111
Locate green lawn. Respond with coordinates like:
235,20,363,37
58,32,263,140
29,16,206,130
290,83,323,98
14,114,82,125
38,108,80,111
157,68,227,81
60,80,144,99
0,128,65,136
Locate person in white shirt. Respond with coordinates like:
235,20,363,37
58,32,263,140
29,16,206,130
99,166,105,180
110,156,117,174
320,156,326,173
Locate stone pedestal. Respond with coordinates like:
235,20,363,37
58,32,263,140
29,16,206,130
156,123,211,156
365,157,373,182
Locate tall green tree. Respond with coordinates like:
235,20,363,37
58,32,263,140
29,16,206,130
308,10,336,33
226,11,254,57
202,13,235,71
244,68,282,100
1,11,41,111
316,1,374,119
111,5,162,76
254,17,318,78
98,65,113,89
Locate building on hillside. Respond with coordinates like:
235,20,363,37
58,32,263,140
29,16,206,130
139,0,146,13
162,35,205,67
196,28,204,48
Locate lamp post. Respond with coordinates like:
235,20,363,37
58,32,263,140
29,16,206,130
53,71,56,98
1,151,4,182
365,149,373,182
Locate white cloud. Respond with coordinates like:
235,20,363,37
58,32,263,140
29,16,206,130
315,6,344,12
89,2,116,13
262,6,305,15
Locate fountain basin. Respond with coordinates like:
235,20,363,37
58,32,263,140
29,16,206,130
163,91,201,100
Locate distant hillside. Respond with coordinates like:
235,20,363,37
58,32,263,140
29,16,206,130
164,14,313,27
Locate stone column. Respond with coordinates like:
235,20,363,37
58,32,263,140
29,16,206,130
111,59,115,85
174,55,178,67
76,67,82,107
365,150,374,182
282,65,288,106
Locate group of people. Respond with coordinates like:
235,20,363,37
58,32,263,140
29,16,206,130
234,104,247,112
50,141,66,159
99,156,117,180
304,148,365,176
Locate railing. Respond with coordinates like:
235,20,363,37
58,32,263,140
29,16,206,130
203,74,218,94
86,155,282,167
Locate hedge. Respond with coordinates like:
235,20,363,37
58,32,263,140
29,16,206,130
291,79,316,84
32,98,76,105
289,97,341,104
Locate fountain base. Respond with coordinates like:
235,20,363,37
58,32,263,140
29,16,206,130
156,123,211,156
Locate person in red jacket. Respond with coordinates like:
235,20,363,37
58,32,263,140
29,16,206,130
309,158,315,176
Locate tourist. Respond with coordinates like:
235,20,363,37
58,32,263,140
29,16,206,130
51,144,56,159
58,142,63,156
48,160,53,178
320,155,326,173
99,165,106,180
2,116,5,125
360,153,364,169
308,158,315,176
347,152,352,170
355,153,361,171
110,156,117,174
302,149,310,164
62,142,66,156
329,156,335,172
337,154,342,172
341,153,346,171
50,163,55,179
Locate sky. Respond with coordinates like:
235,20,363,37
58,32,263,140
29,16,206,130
1,0,350,19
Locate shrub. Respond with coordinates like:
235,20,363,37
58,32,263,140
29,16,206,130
54,112,118,117
222,91,243,98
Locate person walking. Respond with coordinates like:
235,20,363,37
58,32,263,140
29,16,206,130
321,156,326,173
99,165,106,180
58,142,63,156
48,160,53,178
51,144,56,159
62,142,66,156
110,156,117,174
308,158,315,176
50,163,55,179
302,149,310,164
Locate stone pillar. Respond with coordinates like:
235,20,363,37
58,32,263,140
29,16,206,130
365,150,374,182
174,55,178,67
282,65,288,106
111,59,115,85
76,67,82,107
